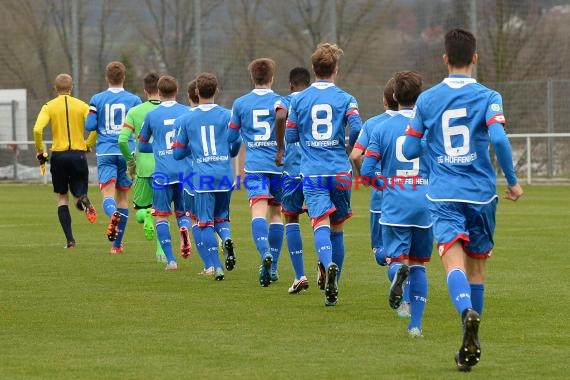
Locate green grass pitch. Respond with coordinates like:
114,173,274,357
0,184,568,379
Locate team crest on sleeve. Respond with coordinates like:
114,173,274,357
490,103,502,112
349,102,358,109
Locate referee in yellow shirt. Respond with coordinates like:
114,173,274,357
33,73,98,249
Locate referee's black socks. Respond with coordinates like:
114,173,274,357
58,205,75,244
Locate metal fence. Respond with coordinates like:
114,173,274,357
2,134,569,185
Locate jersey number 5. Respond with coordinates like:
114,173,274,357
253,109,271,141
442,108,470,156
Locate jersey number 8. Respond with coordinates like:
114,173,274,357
311,104,333,141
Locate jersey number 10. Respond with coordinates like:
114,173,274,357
105,103,126,132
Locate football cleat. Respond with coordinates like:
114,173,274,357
143,209,154,241
456,308,481,372
223,238,236,271
64,241,76,249
408,327,423,339
179,227,191,259
214,267,225,281
258,253,273,287
288,276,309,294
165,261,178,271
396,302,411,318
270,269,279,282
106,211,121,241
79,195,97,224
317,261,326,290
389,264,409,309
110,244,124,255
198,267,215,276
324,263,339,306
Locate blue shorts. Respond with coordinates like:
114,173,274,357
370,211,382,249
183,185,196,220
428,199,497,259
151,182,185,217
281,175,305,216
382,225,433,263
97,155,132,190
195,191,232,227
302,174,352,227
244,172,282,206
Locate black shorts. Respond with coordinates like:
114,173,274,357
50,150,89,197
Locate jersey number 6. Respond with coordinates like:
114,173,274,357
442,108,470,157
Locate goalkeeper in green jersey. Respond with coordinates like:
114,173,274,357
118,71,166,262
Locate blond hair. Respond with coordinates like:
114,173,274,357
311,43,343,78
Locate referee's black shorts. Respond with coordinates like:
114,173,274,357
50,150,89,197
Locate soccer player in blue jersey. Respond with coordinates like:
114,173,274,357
181,79,213,274
361,71,432,338
350,78,398,267
352,78,414,318
274,67,311,294
402,28,523,371
173,73,240,281
138,75,192,271
286,43,362,306
86,61,141,254
228,58,284,287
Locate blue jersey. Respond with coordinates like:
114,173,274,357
407,76,507,203
366,110,431,227
229,89,281,174
286,81,360,177
174,104,234,193
355,110,397,212
86,88,141,156
275,92,302,178
139,101,190,184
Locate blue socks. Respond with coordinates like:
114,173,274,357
470,283,485,315
201,226,223,270
314,225,332,268
408,265,428,331
102,197,116,217
156,221,175,263
447,268,473,315
176,215,190,230
268,223,284,271
251,217,269,259
387,262,402,282
113,208,128,248
286,223,304,279
215,221,231,242
193,224,213,269
330,231,345,279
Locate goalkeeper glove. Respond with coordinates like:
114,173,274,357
127,158,136,179
37,152,49,165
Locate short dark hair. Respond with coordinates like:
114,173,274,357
106,61,126,86
157,75,178,98
143,71,159,95
289,67,310,87
186,79,199,104
393,71,423,107
311,43,343,78
444,28,476,68
383,77,398,111
248,58,275,85
196,73,218,99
